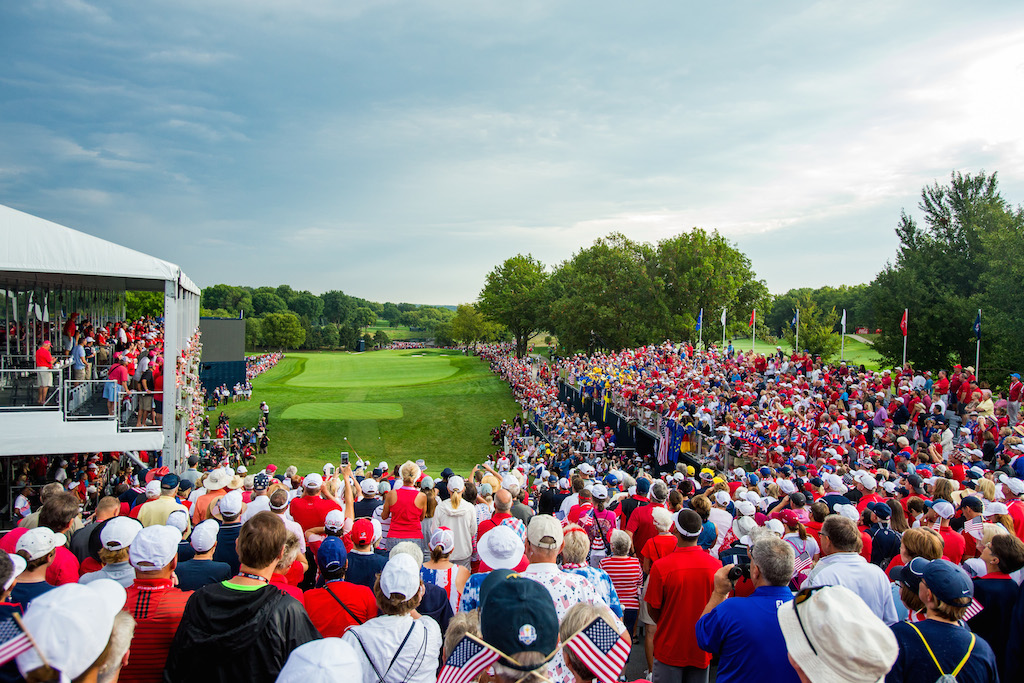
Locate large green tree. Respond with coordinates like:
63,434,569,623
872,171,1010,372
126,291,163,320
478,254,549,358
782,295,841,359
261,312,306,350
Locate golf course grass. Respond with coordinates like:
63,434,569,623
216,350,520,478
730,337,883,370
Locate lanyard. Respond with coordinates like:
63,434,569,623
237,572,269,584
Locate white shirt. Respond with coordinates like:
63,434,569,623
342,614,441,683
802,552,898,625
241,495,271,522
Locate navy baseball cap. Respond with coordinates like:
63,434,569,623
890,556,928,593
547,475,558,484
441,467,455,478
959,496,984,513
867,502,891,520
317,536,348,574
921,559,973,606
254,473,271,489
480,570,559,666
160,474,180,490
636,478,651,494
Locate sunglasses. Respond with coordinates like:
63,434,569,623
792,587,826,656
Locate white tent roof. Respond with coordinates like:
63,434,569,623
0,203,199,294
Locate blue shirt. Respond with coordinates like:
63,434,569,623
695,585,800,683
71,344,86,370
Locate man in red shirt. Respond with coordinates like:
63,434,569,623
34,339,54,405
288,473,343,533
122,525,192,683
303,537,375,636
645,508,720,682
627,480,669,558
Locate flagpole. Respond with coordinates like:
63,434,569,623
722,308,727,349
795,308,799,353
902,308,908,367
751,310,756,352
840,308,846,362
697,308,703,347
976,308,981,380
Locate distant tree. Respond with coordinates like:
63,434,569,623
126,291,163,320
262,312,306,350
321,290,352,324
381,302,401,323
289,290,324,321
354,307,377,329
449,303,487,350
782,295,841,360
433,322,455,347
478,254,548,358
245,317,263,349
320,323,340,349
252,291,288,316
373,329,391,347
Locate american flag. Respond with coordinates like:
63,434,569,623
437,635,500,683
793,555,812,575
964,517,983,540
564,617,631,683
0,618,32,666
963,598,984,621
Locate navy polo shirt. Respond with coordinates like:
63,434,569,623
696,585,800,683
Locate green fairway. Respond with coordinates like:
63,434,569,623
285,353,458,388
729,337,883,370
281,403,404,420
217,349,520,478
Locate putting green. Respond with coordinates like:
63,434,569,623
284,352,458,388
281,403,404,420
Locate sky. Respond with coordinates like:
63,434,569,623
2,1,1023,305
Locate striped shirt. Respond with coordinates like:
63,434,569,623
120,578,192,683
600,555,643,610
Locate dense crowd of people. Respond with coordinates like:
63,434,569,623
3,339,1024,682
247,353,283,380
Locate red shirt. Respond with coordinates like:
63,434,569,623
626,502,665,561
599,555,643,611
289,495,343,533
641,534,678,567
644,546,720,668
304,580,376,636
35,346,53,369
938,525,966,563
271,573,306,606
47,546,80,586
120,578,192,683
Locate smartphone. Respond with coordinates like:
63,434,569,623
340,451,349,466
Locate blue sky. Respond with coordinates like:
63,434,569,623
2,1,1023,304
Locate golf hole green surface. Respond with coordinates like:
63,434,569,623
285,353,458,388
281,403,404,420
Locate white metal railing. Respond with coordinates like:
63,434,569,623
0,368,61,411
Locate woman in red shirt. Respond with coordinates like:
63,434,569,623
104,355,130,416
382,461,427,553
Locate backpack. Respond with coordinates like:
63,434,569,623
907,623,975,683
869,525,902,569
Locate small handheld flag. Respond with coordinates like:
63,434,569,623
563,616,630,683
963,598,984,621
436,635,501,683
793,554,812,576
0,618,32,666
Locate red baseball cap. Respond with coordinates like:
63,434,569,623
352,519,374,545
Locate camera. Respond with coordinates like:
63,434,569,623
727,561,750,583
340,451,349,466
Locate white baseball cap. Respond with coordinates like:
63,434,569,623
999,474,1024,496
591,484,609,500
190,520,219,553
129,525,182,571
447,476,465,492
303,473,324,490
325,509,345,532
379,553,420,600
359,478,379,495
16,528,67,561
100,517,143,552
166,509,189,535
16,579,127,681
4,553,26,592
145,480,161,498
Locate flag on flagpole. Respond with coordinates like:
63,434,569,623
791,311,798,329
900,309,908,337
974,310,981,340
749,310,755,327
563,617,631,683
0,618,33,666
436,635,501,683
695,308,703,331
721,308,727,325
841,309,847,334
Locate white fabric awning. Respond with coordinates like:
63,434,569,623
0,204,199,294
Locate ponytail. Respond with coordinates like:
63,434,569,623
450,489,462,510
794,521,808,541
430,545,446,563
